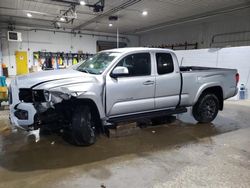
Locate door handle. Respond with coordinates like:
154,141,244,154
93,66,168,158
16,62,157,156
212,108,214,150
143,80,155,85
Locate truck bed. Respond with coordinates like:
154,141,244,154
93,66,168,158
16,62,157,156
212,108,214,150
179,66,238,107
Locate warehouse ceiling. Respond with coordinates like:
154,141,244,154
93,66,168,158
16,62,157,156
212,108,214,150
0,0,250,34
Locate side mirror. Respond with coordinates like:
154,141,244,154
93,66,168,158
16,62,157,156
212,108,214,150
111,66,129,78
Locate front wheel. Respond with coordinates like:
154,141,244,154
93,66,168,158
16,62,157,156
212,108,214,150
70,105,96,146
192,93,219,123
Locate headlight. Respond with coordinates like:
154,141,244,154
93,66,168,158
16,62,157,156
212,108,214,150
43,90,51,102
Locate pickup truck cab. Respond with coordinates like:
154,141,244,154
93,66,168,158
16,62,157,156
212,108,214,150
9,48,239,145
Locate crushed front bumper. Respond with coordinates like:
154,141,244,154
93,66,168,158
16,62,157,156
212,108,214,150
9,80,37,131
10,102,37,130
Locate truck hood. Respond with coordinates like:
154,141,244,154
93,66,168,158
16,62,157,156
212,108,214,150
16,69,96,89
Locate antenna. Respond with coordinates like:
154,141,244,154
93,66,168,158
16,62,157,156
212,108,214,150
180,57,184,66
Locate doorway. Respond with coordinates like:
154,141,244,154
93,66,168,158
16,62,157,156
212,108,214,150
15,51,28,75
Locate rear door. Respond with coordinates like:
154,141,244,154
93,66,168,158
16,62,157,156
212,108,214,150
154,52,181,109
106,53,155,117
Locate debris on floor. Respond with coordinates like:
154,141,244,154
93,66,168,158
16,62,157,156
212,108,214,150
27,129,40,143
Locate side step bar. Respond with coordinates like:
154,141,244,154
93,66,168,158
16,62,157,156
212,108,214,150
108,107,187,123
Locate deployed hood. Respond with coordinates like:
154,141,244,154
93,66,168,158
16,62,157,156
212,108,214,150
16,69,96,89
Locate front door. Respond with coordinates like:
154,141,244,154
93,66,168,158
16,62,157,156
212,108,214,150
15,51,28,75
106,53,155,117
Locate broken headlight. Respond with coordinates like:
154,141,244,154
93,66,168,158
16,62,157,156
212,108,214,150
14,109,28,120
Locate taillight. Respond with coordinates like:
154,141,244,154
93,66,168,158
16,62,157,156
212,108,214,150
235,73,239,85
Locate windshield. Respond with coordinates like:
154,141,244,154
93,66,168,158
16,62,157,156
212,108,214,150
76,52,120,74
69,60,85,70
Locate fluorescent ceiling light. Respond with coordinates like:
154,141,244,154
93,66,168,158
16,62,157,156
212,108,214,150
80,1,86,5
27,12,32,18
142,11,148,16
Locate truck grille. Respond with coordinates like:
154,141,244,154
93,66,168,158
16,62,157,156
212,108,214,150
19,89,46,102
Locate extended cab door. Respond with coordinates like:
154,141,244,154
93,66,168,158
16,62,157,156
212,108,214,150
154,52,181,109
106,53,155,117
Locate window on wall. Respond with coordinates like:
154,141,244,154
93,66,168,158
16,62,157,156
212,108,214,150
97,41,127,51
156,53,174,75
115,53,151,76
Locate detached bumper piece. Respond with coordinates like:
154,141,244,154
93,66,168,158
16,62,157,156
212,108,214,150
14,109,28,120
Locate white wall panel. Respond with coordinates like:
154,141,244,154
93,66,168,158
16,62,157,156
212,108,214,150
175,49,218,67
175,46,250,100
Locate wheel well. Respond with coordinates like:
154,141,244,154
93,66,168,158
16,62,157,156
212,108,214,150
201,86,223,110
74,99,103,132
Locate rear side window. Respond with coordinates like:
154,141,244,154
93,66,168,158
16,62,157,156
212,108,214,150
156,53,174,75
116,53,151,76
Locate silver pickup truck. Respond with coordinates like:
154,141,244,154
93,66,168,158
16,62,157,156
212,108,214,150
9,48,239,145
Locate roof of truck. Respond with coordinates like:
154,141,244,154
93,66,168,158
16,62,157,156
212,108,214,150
102,47,175,53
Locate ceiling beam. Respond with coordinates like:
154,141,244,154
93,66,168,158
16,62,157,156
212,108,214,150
24,0,71,7
0,6,95,17
0,22,131,42
0,21,57,30
0,6,58,18
0,14,55,24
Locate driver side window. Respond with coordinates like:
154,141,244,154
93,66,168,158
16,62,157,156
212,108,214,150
115,53,151,77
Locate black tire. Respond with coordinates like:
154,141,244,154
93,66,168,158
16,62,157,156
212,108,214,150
192,93,219,123
71,105,96,146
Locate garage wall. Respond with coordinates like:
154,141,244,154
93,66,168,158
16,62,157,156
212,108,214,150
175,46,250,99
0,29,139,76
139,8,250,49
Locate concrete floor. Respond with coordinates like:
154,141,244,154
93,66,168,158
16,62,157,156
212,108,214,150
0,100,250,188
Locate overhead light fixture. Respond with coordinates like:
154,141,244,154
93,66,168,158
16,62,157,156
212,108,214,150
27,12,32,18
109,23,113,27
80,0,86,5
142,11,148,16
60,17,65,22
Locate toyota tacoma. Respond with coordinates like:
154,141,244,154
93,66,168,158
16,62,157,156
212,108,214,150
9,48,239,145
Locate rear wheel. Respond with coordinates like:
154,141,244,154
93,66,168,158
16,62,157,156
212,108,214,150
192,93,219,123
70,105,96,146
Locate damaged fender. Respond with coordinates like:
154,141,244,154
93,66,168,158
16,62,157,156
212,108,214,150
44,86,105,119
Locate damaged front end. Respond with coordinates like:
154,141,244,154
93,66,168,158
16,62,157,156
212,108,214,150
12,87,86,131
43,87,86,104
34,87,87,130
9,68,101,132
